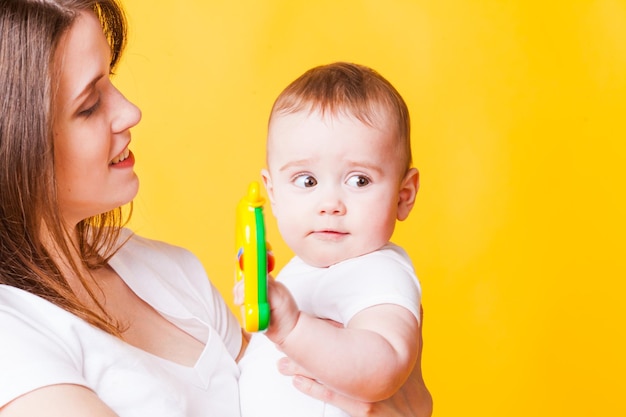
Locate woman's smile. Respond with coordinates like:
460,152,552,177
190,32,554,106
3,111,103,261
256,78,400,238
110,147,133,166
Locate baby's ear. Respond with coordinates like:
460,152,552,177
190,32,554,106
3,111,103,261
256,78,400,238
397,168,419,221
261,169,277,214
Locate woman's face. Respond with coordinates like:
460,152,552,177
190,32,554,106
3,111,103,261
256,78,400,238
53,11,141,226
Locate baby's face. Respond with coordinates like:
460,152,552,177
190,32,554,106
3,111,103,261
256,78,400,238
262,110,409,268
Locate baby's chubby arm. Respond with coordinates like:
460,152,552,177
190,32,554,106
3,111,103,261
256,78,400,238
265,278,419,402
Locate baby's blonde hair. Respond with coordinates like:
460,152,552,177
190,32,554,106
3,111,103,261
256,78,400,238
269,62,412,172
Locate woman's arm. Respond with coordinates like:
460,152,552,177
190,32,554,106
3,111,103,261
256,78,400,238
0,385,119,417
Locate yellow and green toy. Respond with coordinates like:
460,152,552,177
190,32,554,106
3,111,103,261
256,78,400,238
235,181,274,332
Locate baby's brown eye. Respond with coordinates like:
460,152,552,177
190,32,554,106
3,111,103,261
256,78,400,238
347,175,370,188
294,175,318,188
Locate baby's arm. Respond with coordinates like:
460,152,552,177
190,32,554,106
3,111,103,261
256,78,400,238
265,279,419,402
278,305,432,417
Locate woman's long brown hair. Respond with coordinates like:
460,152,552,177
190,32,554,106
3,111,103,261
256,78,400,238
0,0,132,336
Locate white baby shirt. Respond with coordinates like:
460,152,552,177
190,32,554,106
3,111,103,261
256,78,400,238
238,243,422,417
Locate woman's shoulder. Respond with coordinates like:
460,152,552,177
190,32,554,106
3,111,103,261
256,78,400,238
113,229,205,278
0,285,96,340
0,285,92,406
0,284,72,319
118,228,197,259
109,230,225,323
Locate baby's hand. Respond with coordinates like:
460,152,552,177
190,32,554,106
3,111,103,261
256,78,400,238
265,278,300,347
232,274,275,306
233,279,245,306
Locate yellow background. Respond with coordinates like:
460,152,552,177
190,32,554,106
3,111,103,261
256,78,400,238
115,1,626,415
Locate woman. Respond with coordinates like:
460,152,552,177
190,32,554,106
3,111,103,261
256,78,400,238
0,0,432,415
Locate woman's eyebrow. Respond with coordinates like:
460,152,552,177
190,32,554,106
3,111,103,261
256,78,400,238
70,73,105,104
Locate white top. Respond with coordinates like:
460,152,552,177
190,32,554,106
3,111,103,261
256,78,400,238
238,243,421,417
0,230,242,416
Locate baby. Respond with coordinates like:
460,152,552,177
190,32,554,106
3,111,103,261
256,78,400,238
238,62,422,417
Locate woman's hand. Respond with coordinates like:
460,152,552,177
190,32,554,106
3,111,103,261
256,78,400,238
277,306,433,417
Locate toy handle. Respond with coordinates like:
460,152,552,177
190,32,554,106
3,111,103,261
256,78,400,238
235,181,274,332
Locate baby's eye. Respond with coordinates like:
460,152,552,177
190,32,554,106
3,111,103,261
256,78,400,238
346,175,371,188
294,174,318,188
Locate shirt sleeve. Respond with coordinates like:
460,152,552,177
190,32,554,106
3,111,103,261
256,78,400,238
202,277,243,359
0,290,86,407
163,243,243,360
114,232,243,361
311,247,422,325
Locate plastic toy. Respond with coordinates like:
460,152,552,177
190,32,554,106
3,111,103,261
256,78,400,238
235,181,274,332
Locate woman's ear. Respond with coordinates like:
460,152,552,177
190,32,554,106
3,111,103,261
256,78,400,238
397,167,419,221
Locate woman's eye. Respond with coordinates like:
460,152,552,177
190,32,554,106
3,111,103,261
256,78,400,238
78,100,100,117
294,175,318,188
346,175,371,188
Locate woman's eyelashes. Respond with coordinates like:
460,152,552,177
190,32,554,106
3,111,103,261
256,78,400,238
78,91,102,118
78,100,100,117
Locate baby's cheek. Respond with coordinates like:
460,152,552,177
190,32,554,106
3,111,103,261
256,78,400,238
365,218,396,248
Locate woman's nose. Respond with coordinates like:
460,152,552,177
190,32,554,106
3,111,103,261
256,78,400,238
111,86,142,133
